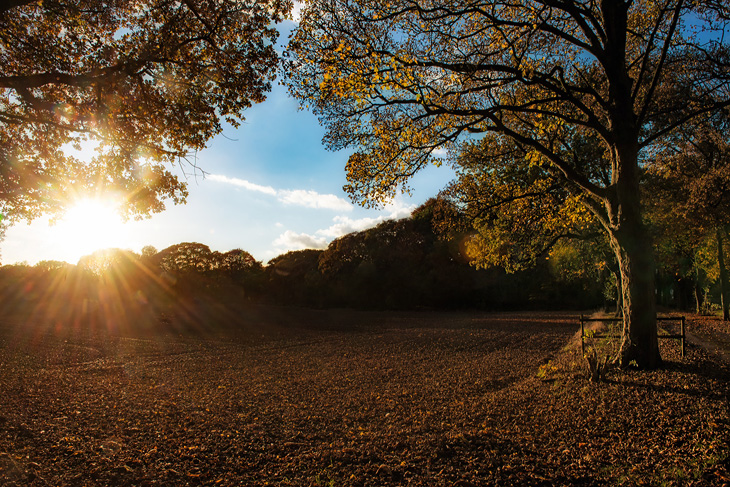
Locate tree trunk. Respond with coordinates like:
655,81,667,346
599,0,659,368
610,226,661,369
694,258,705,314
717,228,729,321
695,279,703,314
606,134,661,369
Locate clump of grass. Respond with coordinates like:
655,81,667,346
582,320,620,382
584,347,612,382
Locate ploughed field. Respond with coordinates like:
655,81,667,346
0,308,728,486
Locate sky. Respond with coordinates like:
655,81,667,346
0,18,455,267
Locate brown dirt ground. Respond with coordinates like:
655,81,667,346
0,307,728,486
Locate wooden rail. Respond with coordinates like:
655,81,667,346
579,315,686,358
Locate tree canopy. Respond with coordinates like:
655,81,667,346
285,0,730,368
0,0,291,222
647,108,730,318
441,133,601,273
287,0,728,206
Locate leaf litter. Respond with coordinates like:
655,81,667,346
0,309,727,486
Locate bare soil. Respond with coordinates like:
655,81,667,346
0,307,728,486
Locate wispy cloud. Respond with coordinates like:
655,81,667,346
278,189,353,211
207,174,277,196
209,174,353,211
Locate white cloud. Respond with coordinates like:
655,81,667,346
315,201,415,239
209,174,353,211
207,174,277,196
383,199,418,219
270,197,418,255
316,215,382,238
273,230,328,251
316,198,416,239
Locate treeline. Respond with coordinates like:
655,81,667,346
3,198,726,329
265,205,608,310
0,203,611,325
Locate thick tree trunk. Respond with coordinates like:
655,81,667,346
717,228,729,321
597,0,661,368
610,226,661,369
606,133,661,369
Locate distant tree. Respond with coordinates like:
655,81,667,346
213,248,264,297
77,248,140,276
0,262,44,318
266,249,325,305
34,260,73,273
319,211,567,309
155,242,214,274
318,232,369,277
141,245,158,259
268,250,324,274
219,249,260,273
286,0,730,368
0,0,291,222
319,220,427,307
647,110,730,319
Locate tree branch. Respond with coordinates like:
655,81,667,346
637,0,683,125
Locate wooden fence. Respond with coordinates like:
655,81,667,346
579,315,686,358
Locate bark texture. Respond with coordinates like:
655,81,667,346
611,230,661,369
606,133,661,369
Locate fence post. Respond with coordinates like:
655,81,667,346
580,315,585,356
681,316,686,358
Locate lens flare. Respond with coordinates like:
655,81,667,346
53,198,127,264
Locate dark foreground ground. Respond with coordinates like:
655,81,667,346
0,307,728,486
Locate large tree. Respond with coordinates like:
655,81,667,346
285,0,730,368
441,133,620,311
0,0,290,222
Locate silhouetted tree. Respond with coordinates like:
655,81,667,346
77,248,140,276
141,245,158,259
34,260,73,273
266,250,325,306
155,243,214,274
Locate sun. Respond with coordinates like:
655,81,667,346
54,198,129,263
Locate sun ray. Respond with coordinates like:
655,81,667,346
53,198,128,264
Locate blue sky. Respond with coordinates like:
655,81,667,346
1,19,455,266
